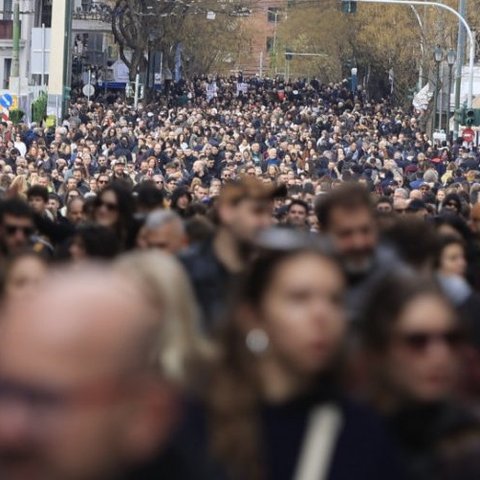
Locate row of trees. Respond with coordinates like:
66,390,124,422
109,0,479,102
111,0,252,82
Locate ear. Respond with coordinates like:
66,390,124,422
235,302,263,337
123,382,179,463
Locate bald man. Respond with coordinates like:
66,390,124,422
0,265,206,480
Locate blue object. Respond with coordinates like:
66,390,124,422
0,94,13,109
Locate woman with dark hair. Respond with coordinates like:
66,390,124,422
92,182,137,249
170,186,192,218
184,237,403,480
361,273,480,480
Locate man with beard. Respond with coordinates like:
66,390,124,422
180,176,286,334
316,183,399,321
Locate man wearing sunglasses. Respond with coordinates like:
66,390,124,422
0,198,36,257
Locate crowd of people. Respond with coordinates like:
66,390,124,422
0,76,478,479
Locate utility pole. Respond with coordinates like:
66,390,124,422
11,0,20,78
453,0,466,140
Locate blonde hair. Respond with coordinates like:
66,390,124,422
114,250,211,385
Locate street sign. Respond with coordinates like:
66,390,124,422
0,94,13,110
463,127,475,143
82,84,95,98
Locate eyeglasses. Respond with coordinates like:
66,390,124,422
445,202,460,209
155,181,164,185
98,179,109,184
4,224,34,236
95,200,118,212
394,329,464,353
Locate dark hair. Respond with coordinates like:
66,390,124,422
361,273,450,352
0,197,34,224
315,182,373,228
435,235,466,270
73,224,120,260
383,218,439,271
97,182,135,247
287,198,309,214
134,182,165,211
207,245,342,480
27,185,49,203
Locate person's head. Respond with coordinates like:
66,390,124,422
48,194,61,216
69,224,121,262
362,273,463,406
376,196,393,214
0,265,180,480
67,197,86,226
285,199,309,228
113,157,126,176
193,184,209,202
93,182,134,236
442,193,462,215
0,198,35,256
216,178,285,246
315,183,377,276
27,185,49,215
208,235,346,478
1,251,48,302
436,235,467,278
141,210,187,254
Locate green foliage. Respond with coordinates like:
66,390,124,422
31,92,47,125
9,109,25,125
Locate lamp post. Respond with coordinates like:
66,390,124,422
433,46,443,133
446,48,456,144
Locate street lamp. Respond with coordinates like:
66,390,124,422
446,48,456,143
433,46,443,132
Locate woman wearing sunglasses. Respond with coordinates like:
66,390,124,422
361,273,480,480
93,182,136,251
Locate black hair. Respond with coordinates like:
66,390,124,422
73,224,120,260
0,198,34,224
27,185,49,203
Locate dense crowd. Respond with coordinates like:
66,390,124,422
0,77,478,479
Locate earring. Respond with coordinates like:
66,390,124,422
246,328,269,355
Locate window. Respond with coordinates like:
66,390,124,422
267,7,281,23
3,0,12,20
266,37,274,52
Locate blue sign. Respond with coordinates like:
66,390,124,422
0,94,13,109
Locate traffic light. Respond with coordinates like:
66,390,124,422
341,0,357,13
454,108,465,125
466,108,475,126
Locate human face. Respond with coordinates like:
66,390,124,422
4,256,47,302
67,199,85,226
94,191,119,228
28,196,46,215
287,204,308,227
439,243,467,277
255,254,345,375
1,215,34,255
194,187,208,202
48,199,60,215
327,206,377,275
376,202,392,214
221,199,273,244
383,294,461,402
145,223,185,254
69,236,86,262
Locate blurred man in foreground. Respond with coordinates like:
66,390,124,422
0,265,199,480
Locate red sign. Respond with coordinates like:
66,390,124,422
463,128,475,143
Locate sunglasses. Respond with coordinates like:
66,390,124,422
395,329,464,352
446,202,460,209
4,225,34,236
98,179,109,184
95,200,118,212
